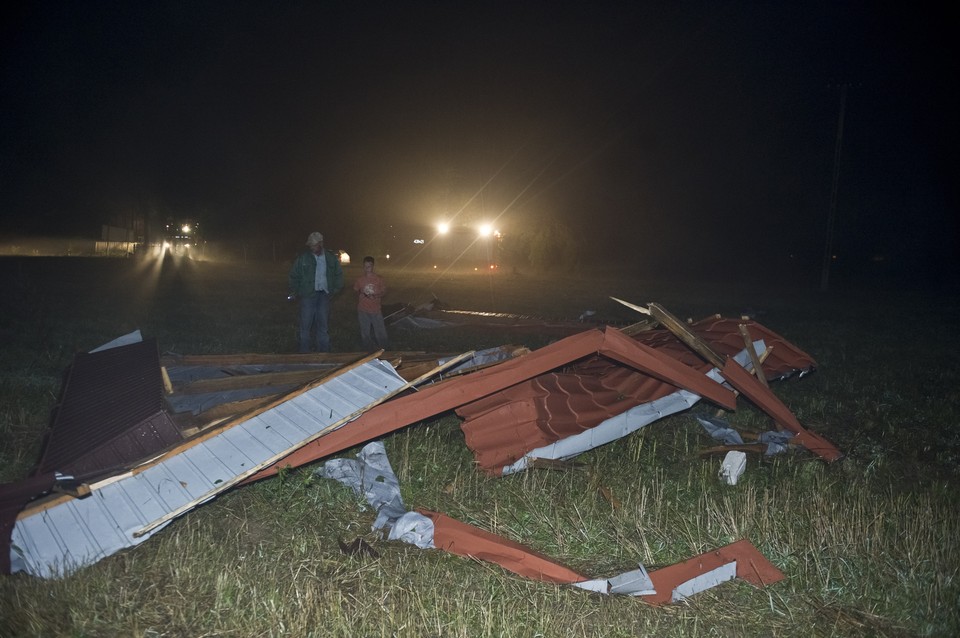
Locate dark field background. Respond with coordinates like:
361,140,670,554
1,255,958,636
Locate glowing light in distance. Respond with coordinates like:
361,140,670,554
478,224,492,237
181,224,191,234
340,251,351,264
437,222,450,235
413,238,425,244
385,254,390,260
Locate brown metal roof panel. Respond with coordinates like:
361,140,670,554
719,358,841,461
421,509,589,584
65,410,181,476
461,399,554,469
36,338,176,475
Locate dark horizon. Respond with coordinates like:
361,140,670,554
1,1,955,284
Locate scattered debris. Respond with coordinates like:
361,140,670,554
719,451,747,485
2,299,838,610
320,441,784,603
6,342,468,578
386,296,614,336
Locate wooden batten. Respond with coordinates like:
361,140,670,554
646,303,725,368
175,368,338,395
737,323,769,389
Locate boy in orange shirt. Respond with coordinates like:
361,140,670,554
352,256,389,351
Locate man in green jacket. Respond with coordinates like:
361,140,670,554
288,231,344,352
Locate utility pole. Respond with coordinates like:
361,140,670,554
820,84,848,292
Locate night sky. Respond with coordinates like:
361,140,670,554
1,1,955,282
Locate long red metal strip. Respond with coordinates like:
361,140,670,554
420,509,588,584
720,358,842,461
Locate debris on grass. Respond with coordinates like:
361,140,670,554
2,299,837,610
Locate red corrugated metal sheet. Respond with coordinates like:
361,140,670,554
631,316,817,378
245,327,738,483
457,318,821,473
719,358,842,461
36,338,182,476
459,368,676,470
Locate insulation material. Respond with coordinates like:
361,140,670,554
316,442,416,538
672,562,738,602
719,451,747,485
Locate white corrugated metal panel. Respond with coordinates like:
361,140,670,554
11,359,407,579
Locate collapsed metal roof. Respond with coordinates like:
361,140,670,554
11,356,412,578
457,317,819,474
242,326,742,484
3,303,840,604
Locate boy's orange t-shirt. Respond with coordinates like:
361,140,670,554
353,272,386,314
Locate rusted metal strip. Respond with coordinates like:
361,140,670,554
720,358,842,462
419,509,588,584
641,538,785,605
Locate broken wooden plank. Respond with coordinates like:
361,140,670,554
172,395,278,435
646,302,725,368
173,368,339,395
620,318,658,336
159,350,450,368
738,323,769,389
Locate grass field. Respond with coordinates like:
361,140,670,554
1,255,958,637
